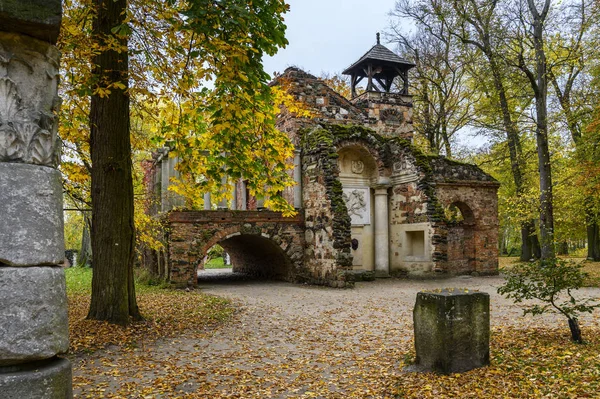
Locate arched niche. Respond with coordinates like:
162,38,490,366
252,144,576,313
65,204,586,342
337,144,379,271
446,201,477,274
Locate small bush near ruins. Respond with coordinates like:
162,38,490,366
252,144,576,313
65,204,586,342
498,258,600,343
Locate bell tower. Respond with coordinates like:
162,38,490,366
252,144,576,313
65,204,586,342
343,34,416,140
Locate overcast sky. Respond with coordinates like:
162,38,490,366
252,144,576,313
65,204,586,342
264,0,403,78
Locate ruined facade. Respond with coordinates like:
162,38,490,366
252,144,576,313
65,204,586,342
146,40,499,287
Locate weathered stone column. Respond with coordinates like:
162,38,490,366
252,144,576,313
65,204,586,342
203,192,212,210
293,149,302,208
231,183,238,210
240,180,247,210
374,187,390,276
0,1,73,397
413,289,490,374
218,176,228,209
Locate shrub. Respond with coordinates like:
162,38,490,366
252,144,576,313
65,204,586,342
498,258,600,343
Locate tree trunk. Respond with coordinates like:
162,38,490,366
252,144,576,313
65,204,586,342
77,213,92,267
520,220,541,261
87,0,141,325
557,241,569,256
587,211,600,261
568,317,583,343
486,55,540,261
528,0,555,260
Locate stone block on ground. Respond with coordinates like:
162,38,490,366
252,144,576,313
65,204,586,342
0,357,72,399
0,267,69,365
412,288,489,374
0,164,64,266
0,1,62,44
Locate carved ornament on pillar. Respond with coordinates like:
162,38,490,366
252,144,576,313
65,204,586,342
0,33,61,168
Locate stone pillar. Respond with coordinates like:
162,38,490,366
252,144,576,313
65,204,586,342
413,289,490,374
160,155,170,212
0,1,73,397
203,192,211,210
218,176,228,209
231,183,238,210
240,181,247,210
374,187,390,276
293,150,302,209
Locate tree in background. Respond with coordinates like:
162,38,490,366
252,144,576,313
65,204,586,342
390,1,479,157
389,0,541,260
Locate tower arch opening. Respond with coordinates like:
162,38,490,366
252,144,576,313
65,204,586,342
446,201,477,274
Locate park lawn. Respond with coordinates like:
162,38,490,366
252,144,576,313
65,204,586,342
499,256,600,287
205,256,230,269
65,267,234,354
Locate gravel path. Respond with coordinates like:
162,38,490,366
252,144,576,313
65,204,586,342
72,273,600,398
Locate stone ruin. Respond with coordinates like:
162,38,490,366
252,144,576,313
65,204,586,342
0,1,72,397
144,37,500,287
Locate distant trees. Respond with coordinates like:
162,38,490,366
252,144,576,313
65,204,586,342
389,0,600,260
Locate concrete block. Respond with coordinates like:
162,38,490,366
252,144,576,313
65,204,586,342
0,164,64,266
413,288,489,374
0,267,69,365
0,357,72,399
0,0,62,44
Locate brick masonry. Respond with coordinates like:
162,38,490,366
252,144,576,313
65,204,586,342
166,211,307,286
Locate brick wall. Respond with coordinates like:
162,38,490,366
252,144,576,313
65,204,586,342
165,210,307,286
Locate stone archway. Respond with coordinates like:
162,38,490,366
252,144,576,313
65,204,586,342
208,234,294,280
446,201,477,274
166,210,305,286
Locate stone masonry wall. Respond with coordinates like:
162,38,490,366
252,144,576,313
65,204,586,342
166,210,306,286
301,130,353,287
434,183,499,275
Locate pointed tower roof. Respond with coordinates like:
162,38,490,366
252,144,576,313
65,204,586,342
342,33,415,98
342,33,415,76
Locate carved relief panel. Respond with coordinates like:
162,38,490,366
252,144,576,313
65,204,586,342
342,187,370,225
0,33,61,167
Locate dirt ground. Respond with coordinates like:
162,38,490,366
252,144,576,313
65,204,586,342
72,272,600,398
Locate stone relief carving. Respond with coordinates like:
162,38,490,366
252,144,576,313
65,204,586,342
351,160,364,174
0,36,60,167
380,108,404,124
342,187,370,225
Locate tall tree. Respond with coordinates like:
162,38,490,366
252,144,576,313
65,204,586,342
389,5,478,157
87,0,141,324
547,0,600,260
511,0,555,259
393,0,541,260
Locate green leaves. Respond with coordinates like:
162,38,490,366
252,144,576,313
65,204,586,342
498,258,600,341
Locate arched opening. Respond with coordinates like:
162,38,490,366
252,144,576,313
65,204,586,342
445,201,476,274
198,234,293,283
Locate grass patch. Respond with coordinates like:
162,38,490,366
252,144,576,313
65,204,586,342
395,326,600,398
65,267,234,355
205,257,230,269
